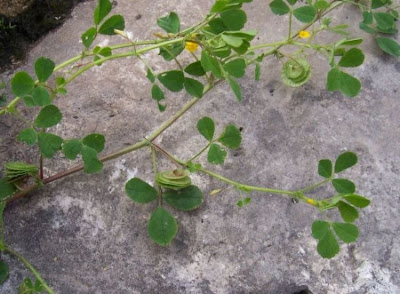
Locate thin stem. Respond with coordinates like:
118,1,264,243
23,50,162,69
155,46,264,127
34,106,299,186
288,11,293,40
298,177,332,193
151,147,163,206
4,246,55,294
39,155,44,180
186,143,210,163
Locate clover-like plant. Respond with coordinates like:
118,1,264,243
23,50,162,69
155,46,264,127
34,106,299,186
0,0,398,292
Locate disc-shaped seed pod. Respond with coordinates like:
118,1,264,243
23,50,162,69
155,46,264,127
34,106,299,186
156,169,191,190
5,162,38,182
281,58,311,87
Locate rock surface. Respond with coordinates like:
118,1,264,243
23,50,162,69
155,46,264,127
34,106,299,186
1,0,400,293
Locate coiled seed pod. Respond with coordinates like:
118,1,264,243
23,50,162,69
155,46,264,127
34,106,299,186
5,162,38,182
281,58,311,87
156,169,191,190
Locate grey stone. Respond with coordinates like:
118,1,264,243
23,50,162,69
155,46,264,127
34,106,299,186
1,0,400,293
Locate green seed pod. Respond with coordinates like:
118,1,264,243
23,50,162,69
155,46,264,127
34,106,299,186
281,58,311,87
156,169,191,190
5,161,38,182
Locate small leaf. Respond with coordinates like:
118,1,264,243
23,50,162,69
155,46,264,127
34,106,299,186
314,0,330,10
332,222,359,243
184,61,206,77
338,48,365,68
81,145,103,174
184,78,204,98
318,159,332,178
371,0,389,9
340,38,363,46
338,201,359,223
151,84,165,101
326,68,361,97
82,27,98,48
197,116,215,141
317,228,340,258
201,51,223,78
376,37,400,57
164,185,204,211
146,69,155,83
158,70,185,92
148,207,178,246
18,277,34,293
159,42,185,61
220,9,247,30
207,143,227,165
344,194,370,208
237,197,251,207
94,0,112,25
125,178,157,204
34,57,55,83
38,132,63,158
334,152,357,173
98,15,125,35
255,63,261,81
17,128,37,146
221,34,243,48
0,179,17,200
0,260,9,285
11,72,35,97
227,77,242,101
362,11,373,24
62,139,82,160
223,58,246,78
32,86,51,106
208,18,228,34
374,12,394,30
332,179,356,194
82,133,105,153
269,0,290,15
157,12,180,33
98,47,112,57
287,0,298,5
218,124,242,149
34,105,63,128
293,6,316,23
22,96,36,107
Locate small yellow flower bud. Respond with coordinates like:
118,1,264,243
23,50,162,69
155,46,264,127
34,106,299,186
306,198,317,205
185,41,199,52
299,30,311,39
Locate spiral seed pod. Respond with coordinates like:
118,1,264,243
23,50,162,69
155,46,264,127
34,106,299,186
281,58,311,87
156,169,191,190
5,162,38,182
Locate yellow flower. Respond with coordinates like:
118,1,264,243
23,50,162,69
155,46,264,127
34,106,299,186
306,198,317,205
299,30,311,39
185,41,199,52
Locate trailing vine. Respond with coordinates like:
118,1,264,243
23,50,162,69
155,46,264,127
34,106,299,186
0,0,399,292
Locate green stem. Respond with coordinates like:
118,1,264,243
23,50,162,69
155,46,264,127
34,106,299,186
288,11,293,40
4,246,55,294
151,147,163,206
186,143,210,163
298,177,332,193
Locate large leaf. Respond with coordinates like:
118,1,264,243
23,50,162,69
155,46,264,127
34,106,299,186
38,132,63,158
157,12,180,33
34,105,62,128
344,194,370,208
220,9,247,30
82,133,105,153
94,0,112,25
269,0,290,15
334,152,357,173
62,139,82,160
293,6,316,23
218,124,242,149
158,70,185,92
17,128,37,146
338,48,365,67
201,51,223,78
332,179,356,194
207,143,227,165
11,71,35,97
317,228,340,258
148,207,178,246
223,58,246,78
98,15,125,35
376,37,400,57
34,57,55,82
197,116,215,141
332,222,359,243
125,178,158,204
81,145,103,174
184,78,204,98
326,68,361,97
32,86,51,106
318,159,332,178
184,61,206,77
338,201,359,223
164,185,204,211
81,27,97,48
